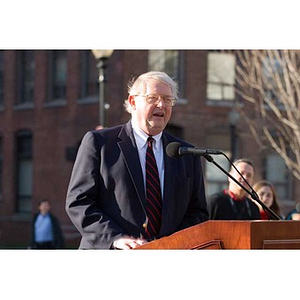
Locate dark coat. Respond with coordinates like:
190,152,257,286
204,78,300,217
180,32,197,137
30,212,65,249
66,121,208,249
208,191,261,220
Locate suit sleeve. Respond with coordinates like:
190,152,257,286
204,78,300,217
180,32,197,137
65,131,128,249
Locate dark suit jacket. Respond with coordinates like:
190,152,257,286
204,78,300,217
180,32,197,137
66,121,208,249
208,191,261,220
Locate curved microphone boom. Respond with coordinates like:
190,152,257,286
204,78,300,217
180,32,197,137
166,142,281,220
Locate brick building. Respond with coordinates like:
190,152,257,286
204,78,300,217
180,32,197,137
0,50,298,248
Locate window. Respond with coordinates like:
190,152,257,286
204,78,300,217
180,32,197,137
16,50,35,106
207,52,236,103
261,55,284,109
80,50,98,100
148,50,185,98
265,153,290,202
204,134,231,198
16,130,33,213
0,50,4,107
48,50,67,102
205,154,230,197
205,155,230,197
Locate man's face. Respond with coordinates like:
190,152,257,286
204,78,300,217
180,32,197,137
129,79,173,136
228,162,254,193
39,201,51,215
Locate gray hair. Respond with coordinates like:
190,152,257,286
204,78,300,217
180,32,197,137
123,71,178,113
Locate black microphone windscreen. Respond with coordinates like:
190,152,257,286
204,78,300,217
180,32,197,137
166,142,181,158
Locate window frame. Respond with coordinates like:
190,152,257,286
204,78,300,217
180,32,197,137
15,130,33,214
148,50,187,103
206,51,236,106
45,50,67,107
15,50,35,109
78,50,99,103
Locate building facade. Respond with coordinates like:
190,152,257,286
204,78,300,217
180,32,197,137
0,50,297,248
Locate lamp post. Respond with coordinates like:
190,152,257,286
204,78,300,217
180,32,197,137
228,108,240,161
92,50,114,127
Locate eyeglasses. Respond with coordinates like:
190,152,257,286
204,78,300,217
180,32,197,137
134,94,177,107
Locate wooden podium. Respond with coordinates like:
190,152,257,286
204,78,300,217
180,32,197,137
136,220,300,249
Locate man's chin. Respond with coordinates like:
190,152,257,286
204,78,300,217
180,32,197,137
147,123,166,135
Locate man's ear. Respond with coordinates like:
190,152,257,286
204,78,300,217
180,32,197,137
128,95,136,109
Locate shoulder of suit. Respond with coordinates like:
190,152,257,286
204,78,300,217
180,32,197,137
163,131,194,148
92,124,124,136
84,124,126,143
208,191,229,203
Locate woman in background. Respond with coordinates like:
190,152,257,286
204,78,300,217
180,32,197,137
253,180,281,220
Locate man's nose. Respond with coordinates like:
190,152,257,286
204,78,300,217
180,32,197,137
156,96,166,107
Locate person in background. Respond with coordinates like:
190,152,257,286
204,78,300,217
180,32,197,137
208,158,261,220
253,180,282,220
285,202,300,220
65,71,208,249
30,199,65,249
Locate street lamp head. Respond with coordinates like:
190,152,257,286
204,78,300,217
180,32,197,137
92,49,114,60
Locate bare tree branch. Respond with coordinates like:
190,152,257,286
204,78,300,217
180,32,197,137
234,50,300,181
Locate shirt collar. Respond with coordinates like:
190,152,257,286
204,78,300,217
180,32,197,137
132,120,162,151
38,212,50,218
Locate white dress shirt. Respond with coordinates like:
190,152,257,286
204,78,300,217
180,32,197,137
131,121,165,198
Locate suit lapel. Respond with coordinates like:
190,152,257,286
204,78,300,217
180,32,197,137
160,134,177,234
117,122,146,211
117,124,180,236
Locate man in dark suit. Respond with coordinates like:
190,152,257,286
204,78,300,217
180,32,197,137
66,71,208,249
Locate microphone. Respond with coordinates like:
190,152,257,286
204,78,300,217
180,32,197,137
166,142,223,158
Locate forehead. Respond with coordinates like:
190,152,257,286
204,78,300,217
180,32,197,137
258,185,272,193
143,79,172,95
235,162,254,173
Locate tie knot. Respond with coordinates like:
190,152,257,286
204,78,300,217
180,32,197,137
147,136,154,147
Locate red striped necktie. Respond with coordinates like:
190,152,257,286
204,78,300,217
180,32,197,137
144,136,162,238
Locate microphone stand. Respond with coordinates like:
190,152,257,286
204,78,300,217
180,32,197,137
203,154,281,220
